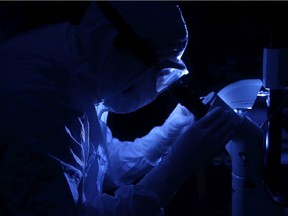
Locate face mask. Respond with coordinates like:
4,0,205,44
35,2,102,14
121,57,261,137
103,67,158,114
102,52,189,114
103,66,189,114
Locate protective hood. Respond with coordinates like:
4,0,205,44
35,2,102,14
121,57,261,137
76,1,188,113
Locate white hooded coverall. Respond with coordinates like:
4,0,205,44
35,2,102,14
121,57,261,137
0,2,191,215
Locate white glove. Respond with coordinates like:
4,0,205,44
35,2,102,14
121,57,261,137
142,103,194,162
161,103,195,139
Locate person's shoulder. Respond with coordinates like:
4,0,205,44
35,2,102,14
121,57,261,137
0,22,73,51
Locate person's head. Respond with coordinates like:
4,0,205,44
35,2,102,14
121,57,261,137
76,1,188,113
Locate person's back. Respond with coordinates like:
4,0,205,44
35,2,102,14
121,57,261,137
0,22,97,215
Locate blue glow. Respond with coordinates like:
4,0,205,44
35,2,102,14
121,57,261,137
257,89,269,97
156,68,189,93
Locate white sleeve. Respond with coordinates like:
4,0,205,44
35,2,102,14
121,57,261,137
102,104,194,189
103,125,161,189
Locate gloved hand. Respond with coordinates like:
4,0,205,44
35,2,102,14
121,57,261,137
161,103,195,139
170,106,241,178
141,103,194,163
139,106,242,206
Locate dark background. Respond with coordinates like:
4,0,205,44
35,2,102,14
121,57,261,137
1,1,287,215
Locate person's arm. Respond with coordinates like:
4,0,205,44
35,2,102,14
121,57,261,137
139,107,242,207
0,95,164,216
103,104,194,189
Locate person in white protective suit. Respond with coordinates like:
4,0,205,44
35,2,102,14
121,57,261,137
0,2,240,215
